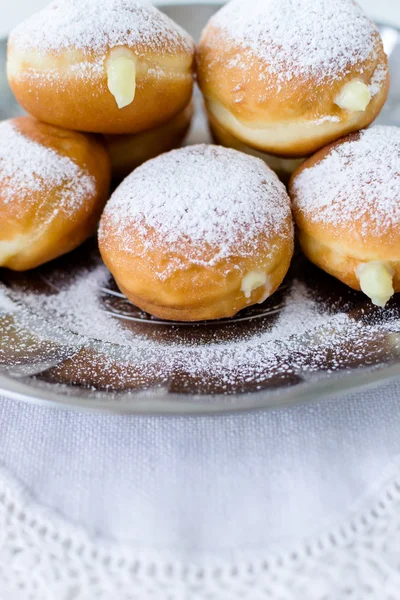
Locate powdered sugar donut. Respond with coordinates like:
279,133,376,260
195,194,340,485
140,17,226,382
104,103,193,181
8,0,195,135
0,117,110,271
99,144,294,321
197,0,389,157
290,126,400,307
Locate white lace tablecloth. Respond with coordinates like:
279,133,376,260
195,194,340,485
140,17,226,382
1,380,400,599
2,0,400,598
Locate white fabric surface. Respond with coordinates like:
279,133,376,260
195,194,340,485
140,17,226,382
1,380,400,554
1,380,400,599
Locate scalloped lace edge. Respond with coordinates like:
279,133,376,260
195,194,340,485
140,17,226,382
1,465,400,598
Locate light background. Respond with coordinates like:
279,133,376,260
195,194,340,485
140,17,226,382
0,0,399,37
0,0,399,582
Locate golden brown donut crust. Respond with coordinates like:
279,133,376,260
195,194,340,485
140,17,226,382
197,22,389,157
0,117,111,271
104,103,193,181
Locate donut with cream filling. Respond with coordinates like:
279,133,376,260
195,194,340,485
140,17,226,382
290,126,400,307
0,116,110,271
197,0,389,157
8,0,195,135
99,144,294,321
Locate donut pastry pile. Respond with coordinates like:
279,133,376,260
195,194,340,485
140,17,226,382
1,0,398,321
2,0,195,271
197,0,399,310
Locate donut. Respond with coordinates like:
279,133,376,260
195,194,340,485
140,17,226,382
197,0,389,157
99,144,294,321
104,103,193,181
207,110,304,184
290,126,400,308
8,0,195,135
0,116,110,271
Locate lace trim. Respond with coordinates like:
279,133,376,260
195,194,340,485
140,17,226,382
1,466,400,599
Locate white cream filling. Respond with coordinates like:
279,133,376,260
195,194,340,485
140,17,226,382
357,261,394,307
106,48,137,109
335,80,371,112
241,271,268,299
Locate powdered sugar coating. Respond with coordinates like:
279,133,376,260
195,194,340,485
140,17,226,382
9,256,381,394
369,63,388,97
208,0,381,84
291,126,400,237
100,144,292,266
0,121,96,213
10,0,194,56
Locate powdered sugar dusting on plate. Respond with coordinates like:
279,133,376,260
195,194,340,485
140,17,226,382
10,252,400,395
9,262,351,379
18,263,327,350
100,144,292,269
0,121,96,213
291,126,400,237
209,0,381,84
10,0,194,56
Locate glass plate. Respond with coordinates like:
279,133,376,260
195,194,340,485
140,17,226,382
1,4,400,415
